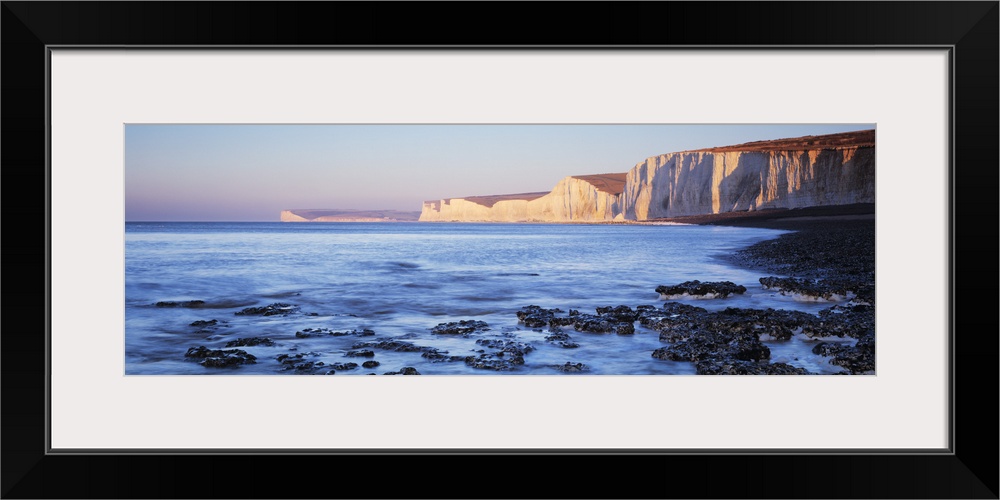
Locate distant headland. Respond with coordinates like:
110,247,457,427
280,209,421,222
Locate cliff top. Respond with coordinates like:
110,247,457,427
430,192,551,209
570,173,628,195
688,129,875,153
429,172,628,208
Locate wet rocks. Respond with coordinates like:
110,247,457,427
717,307,816,341
638,302,709,330
594,305,640,322
645,304,814,343
801,304,875,339
614,323,635,335
225,337,275,347
295,327,375,338
430,320,490,335
156,300,206,308
572,313,632,335
655,280,747,299
475,338,534,359
551,362,589,373
516,305,575,328
422,349,471,363
694,359,811,375
384,367,420,375
544,331,580,348
352,339,435,353
190,319,218,327
276,352,324,373
652,331,767,363
345,349,375,358
759,277,851,301
812,332,875,374
327,362,359,371
463,339,535,371
463,353,517,371
235,303,299,316
330,328,375,337
362,360,381,369
184,346,256,367
420,349,451,361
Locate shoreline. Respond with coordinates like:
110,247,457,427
704,207,877,374
134,206,877,375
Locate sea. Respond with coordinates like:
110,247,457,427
125,222,857,375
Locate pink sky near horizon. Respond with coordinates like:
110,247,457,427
125,124,872,221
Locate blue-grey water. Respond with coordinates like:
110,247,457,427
125,222,855,375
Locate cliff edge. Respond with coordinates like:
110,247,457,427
419,130,874,222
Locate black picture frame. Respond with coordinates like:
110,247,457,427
3,2,997,498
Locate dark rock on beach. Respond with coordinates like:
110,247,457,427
717,307,817,341
476,338,534,355
184,346,256,368
345,349,376,358
362,360,381,369
594,305,640,322
275,352,325,373
638,302,708,331
652,330,770,363
802,304,875,339
235,303,300,316
463,353,517,371
551,362,589,373
695,359,812,375
544,331,580,348
572,313,631,334
352,339,435,353
516,305,575,328
462,339,535,371
225,337,275,347
384,367,420,375
190,319,218,327
655,280,747,298
430,320,490,335
327,362,359,371
330,328,376,337
156,300,206,308
759,276,851,301
811,331,875,374
294,327,375,337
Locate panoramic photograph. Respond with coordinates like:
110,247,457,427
125,124,876,375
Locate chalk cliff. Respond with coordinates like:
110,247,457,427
419,130,875,222
419,174,628,222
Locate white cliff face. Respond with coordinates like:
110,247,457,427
419,176,624,222
280,210,309,222
420,140,875,222
622,146,875,219
525,176,623,222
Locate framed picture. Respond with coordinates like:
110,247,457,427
4,2,996,498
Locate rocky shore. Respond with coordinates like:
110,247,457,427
705,206,876,373
154,205,875,375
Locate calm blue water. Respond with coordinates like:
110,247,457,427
125,222,853,375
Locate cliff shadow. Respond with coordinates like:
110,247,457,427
715,152,769,213
715,147,876,214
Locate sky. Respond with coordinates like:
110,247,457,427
125,124,873,221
